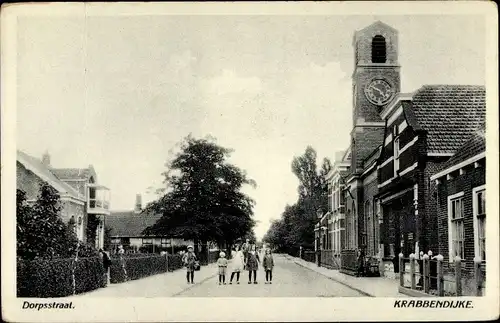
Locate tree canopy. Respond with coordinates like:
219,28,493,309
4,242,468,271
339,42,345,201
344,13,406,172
144,135,256,248
263,146,331,252
17,183,78,260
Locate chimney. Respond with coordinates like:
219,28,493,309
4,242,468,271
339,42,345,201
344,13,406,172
42,151,51,167
134,194,142,213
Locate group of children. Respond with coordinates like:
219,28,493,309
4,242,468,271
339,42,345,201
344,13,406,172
216,244,275,285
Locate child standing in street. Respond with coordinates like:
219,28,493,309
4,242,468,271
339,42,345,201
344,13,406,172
217,251,228,285
246,245,260,284
182,245,197,284
263,249,274,284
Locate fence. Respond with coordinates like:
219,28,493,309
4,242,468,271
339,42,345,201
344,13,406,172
302,250,316,263
340,249,358,275
398,253,486,297
320,250,341,269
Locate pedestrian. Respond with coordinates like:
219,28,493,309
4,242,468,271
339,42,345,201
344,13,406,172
356,248,365,277
246,245,260,284
263,248,274,284
117,245,127,279
99,248,112,286
217,251,228,285
182,245,197,284
229,245,245,284
242,239,251,262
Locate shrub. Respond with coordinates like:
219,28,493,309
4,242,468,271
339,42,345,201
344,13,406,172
74,257,106,293
167,254,183,271
109,257,127,284
17,258,73,298
110,255,169,283
17,257,105,298
78,243,100,258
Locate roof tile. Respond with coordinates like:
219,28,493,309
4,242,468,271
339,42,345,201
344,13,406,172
106,211,163,237
410,85,486,154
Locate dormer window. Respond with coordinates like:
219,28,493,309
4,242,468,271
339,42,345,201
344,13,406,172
372,35,387,63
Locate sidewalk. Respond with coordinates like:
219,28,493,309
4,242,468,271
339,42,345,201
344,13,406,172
72,262,219,298
286,255,405,297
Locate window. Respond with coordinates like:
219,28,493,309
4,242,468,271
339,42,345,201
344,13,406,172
328,185,333,213
364,200,370,251
347,209,352,249
394,137,400,176
161,238,170,248
352,202,357,249
448,193,465,261
142,238,153,245
371,35,387,63
337,221,342,253
473,186,486,261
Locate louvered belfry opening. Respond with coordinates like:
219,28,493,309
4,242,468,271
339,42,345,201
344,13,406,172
371,35,387,63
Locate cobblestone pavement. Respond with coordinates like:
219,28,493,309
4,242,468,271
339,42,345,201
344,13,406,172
72,262,220,298
175,254,366,297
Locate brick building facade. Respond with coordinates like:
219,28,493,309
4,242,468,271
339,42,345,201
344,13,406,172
430,127,486,276
17,150,110,248
316,21,487,279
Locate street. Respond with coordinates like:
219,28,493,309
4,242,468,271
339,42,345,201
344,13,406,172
176,254,366,297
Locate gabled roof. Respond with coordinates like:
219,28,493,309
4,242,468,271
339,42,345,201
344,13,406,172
435,125,486,177
17,150,84,200
356,20,397,34
106,211,163,237
342,146,352,162
51,167,96,181
409,85,486,154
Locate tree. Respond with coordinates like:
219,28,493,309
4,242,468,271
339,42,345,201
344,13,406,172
243,230,257,244
86,214,101,247
17,183,78,260
144,135,256,253
103,226,113,251
263,146,331,253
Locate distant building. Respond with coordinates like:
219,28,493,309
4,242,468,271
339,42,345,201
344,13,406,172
16,150,110,248
106,194,193,252
315,149,350,268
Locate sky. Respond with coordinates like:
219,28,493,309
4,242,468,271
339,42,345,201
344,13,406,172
16,14,485,239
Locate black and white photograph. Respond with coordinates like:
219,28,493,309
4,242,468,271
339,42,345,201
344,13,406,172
1,2,498,322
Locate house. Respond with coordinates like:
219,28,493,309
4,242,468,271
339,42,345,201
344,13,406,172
315,150,350,268
16,150,110,248
49,161,110,249
430,125,486,279
374,85,485,277
106,194,193,253
318,20,487,278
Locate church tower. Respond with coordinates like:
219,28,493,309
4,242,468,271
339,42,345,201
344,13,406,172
350,21,401,174
344,21,401,252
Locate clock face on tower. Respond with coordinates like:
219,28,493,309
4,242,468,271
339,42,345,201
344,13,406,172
364,79,394,106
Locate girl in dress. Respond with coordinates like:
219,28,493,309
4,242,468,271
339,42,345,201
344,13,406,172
182,245,197,284
246,245,260,284
229,245,245,284
263,248,275,284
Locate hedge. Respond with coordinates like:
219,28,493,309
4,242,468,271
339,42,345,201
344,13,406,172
74,257,106,294
109,252,219,285
110,255,169,283
17,257,104,298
